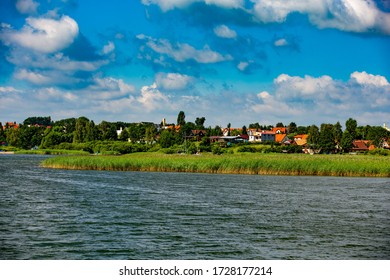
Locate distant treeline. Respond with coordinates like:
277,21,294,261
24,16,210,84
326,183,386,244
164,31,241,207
1,113,389,155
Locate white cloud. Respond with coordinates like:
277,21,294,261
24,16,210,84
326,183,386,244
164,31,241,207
102,41,115,55
1,15,79,53
7,51,108,73
138,34,233,63
274,38,288,47
237,61,249,71
0,86,21,93
92,77,136,97
155,72,194,90
214,24,237,39
350,71,390,87
252,0,390,34
14,69,52,85
142,0,243,11
247,71,390,125
139,83,172,112
16,0,39,15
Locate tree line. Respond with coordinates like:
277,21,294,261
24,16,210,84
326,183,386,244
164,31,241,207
1,112,389,154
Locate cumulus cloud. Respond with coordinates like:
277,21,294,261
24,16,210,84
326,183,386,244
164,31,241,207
274,38,288,47
0,15,79,53
252,0,390,34
7,51,108,72
91,77,136,98
350,71,389,87
214,24,237,38
102,41,115,55
139,83,172,112
248,71,390,124
155,72,194,90
137,34,233,64
14,69,52,85
142,0,243,11
0,86,21,93
15,0,39,15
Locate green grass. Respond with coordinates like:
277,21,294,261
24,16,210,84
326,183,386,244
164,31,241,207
41,153,390,177
16,149,90,155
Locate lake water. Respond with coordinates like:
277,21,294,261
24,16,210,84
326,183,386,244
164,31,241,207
0,154,389,259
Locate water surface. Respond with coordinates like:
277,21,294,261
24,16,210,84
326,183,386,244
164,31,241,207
1,155,389,259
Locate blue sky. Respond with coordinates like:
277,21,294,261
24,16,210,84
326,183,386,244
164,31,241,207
0,0,389,127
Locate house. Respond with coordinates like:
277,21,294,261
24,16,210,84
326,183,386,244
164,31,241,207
248,129,262,142
3,122,19,130
293,134,309,146
272,127,287,134
210,135,244,145
222,127,242,136
185,130,207,141
275,133,290,144
248,129,276,142
351,140,373,152
261,131,275,142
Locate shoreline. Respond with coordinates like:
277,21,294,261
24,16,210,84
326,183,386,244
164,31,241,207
41,153,390,178
0,151,15,154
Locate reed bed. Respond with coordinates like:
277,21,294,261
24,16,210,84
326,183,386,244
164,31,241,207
41,153,390,177
16,149,90,155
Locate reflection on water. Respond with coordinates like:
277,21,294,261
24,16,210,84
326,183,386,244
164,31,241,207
1,154,389,259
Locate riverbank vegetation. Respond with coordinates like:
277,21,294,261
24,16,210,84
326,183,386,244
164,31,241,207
41,153,390,177
2,114,389,157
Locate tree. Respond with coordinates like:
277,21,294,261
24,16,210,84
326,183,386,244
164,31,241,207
0,122,6,142
287,122,297,134
177,111,186,126
341,130,353,152
119,128,130,141
307,125,320,148
195,117,206,129
345,118,357,139
242,125,248,135
276,122,284,128
333,121,343,151
319,124,335,153
23,116,52,127
227,123,231,136
159,129,175,148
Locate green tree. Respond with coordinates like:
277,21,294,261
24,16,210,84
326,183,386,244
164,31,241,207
287,122,297,134
195,117,206,129
177,111,186,126
319,124,335,153
119,128,130,141
276,122,284,128
333,121,343,151
6,127,21,147
242,125,248,135
341,130,354,152
345,118,357,139
159,129,175,148
23,116,52,126
307,125,320,148
227,123,231,136
0,122,6,142
145,126,155,144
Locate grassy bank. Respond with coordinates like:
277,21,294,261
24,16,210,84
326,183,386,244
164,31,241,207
41,153,390,177
16,149,90,155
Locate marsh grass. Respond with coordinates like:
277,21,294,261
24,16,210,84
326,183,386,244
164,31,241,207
41,153,390,177
16,149,90,155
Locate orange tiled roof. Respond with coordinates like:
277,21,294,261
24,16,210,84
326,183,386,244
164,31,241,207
272,127,287,134
294,134,308,140
275,134,287,143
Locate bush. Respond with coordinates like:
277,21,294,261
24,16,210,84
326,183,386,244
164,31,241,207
212,145,223,155
368,149,390,156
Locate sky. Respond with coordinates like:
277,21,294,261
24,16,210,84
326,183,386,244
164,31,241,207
0,0,389,128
